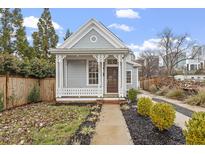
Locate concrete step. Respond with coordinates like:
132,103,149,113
97,99,127,105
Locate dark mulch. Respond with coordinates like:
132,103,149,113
67,103,102,145
121,104,185,145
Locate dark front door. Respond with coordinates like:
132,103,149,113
107,67,118,93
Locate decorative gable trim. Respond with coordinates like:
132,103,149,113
60,19,127,49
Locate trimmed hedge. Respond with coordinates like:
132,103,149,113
137,97,153,116
183,112,205,145
150,103,176,131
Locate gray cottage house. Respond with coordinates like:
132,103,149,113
50,19,140,102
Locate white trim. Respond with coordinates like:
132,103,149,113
126,70,132,85
105,66,119,94
86,59,99,86
60,19,126,49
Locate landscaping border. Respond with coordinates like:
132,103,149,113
121,103,185,145
66,103,102,145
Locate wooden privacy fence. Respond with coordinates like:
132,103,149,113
140,77,161,90
0,75,55,110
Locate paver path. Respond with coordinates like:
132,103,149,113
91,104,133,145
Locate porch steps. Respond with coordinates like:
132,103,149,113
56,97,127,104
97,98,127,104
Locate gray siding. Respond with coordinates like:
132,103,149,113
64,59,97,88
72,29,115,48
126,63,138,90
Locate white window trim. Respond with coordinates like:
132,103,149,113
126,70,132,85
86,59,99,86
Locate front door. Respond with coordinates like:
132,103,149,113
107,67,118,93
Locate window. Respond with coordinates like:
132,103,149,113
126,71,132,84
107,59,117,65
88,60,98,84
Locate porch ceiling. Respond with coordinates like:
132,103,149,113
49,48,130,54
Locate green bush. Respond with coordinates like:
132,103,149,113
0,91,3,112
128,88,139,102
183,112,205,145
149,84,158,94
185,89,205,107
166,88,185,100
28,85,40,103
150,103,176,131
30,58,55,78
137,97,153,116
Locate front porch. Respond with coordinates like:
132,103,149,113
55,53,128,100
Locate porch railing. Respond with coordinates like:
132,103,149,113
57,88,100,97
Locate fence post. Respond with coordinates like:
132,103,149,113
5,73,9,109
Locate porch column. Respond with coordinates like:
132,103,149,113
118,54,122,97
59,55,66,89
101,54,108,96
64,59,67,88
121,56,125,97
56,55,59,97
93,54,101,97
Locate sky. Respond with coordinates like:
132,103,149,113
21,8,205,56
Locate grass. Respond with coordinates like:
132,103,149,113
0,103,90,145
185,88,205,107
166,88,186,100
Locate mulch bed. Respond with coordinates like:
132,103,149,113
121,103,185,145
67,103,102,145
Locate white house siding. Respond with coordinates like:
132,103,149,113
72,29,115,49
126,63,138,90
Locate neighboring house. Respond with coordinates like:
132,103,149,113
186,45,205,72
50,19,140,102
174,74,205,81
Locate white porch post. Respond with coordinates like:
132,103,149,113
118,54,122,97
56,55,59,97
58,55,66,92
101,54,108,97
121,56,125,97
93,54,102,97
64,59,68,88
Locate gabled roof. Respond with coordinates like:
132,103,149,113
59,18,128,49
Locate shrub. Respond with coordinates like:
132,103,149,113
156,86,169,96
149,84,158,94
150,103,176,131
128,88,139,102
185,89,205,107
0,91,3,112
166,88,185,100
80,126,95,136
183,112,205,145
28,85,40,103
137,97,153,116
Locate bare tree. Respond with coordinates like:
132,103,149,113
158,28,197,76
139,50,159,78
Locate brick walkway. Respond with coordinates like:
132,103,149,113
91,104,133,145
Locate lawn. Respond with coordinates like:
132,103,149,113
0,103,90,145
